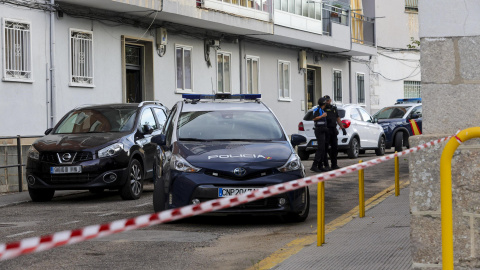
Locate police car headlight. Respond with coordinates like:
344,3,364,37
278,154,302,172
27,146,39,160
98,143,124,158
171,154,201,173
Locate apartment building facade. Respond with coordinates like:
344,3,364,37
0,0,376,136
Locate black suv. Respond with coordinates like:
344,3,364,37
26,102,168,201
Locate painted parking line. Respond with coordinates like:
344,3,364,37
134,202,151,207
6,231,34,238
247,180,410,270
98,212,118,217
59,220,81,226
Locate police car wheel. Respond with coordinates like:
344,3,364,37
283,187,310,223
394,132,404,152
153,178,166,212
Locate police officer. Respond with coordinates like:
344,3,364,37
310,98,328,172
323,95,347,170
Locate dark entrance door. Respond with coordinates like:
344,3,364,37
307,69,315,110
125,45,143,103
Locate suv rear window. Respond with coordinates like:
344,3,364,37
303,108,345,121
177,111,284,141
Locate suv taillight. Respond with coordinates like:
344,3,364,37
342,120,351,129
298,122,305,131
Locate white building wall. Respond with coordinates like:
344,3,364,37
0,3,372,136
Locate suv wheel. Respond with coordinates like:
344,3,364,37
347,137,360,159
394,132,404,152
283,188,310,222
29,188,55,202
297,148,310,160
120,159,144,200
375,136,386,156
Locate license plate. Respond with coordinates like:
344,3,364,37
311,141,317,146
218,188,259,197
50,166,82,174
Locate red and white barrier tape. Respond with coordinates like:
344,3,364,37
0,135,452,261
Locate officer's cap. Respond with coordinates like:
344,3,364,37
324,95,331,100
318,98,326,106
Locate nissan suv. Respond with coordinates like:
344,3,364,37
151,94,309,222
26,102,168,201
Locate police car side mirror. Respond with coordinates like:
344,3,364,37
291,134,307,147
409,113,420,120
151,134,166,146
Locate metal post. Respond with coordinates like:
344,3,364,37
16,136,23,192
317,181,325,246
359,160,365,218
395,152,400,196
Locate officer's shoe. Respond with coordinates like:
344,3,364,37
323,166,332,171
310,161,322,172
331,165,341,170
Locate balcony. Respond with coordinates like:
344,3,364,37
351,11,375,47
199,0,273,21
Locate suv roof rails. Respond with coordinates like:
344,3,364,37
138,101,164,107
182,93,262,104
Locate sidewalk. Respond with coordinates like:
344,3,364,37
273,188,412,270
0,190,84,207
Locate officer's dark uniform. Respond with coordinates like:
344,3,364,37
324,102,341,169
311,99,328,172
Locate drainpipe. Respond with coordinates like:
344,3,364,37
239,38,244,94
348,57,352,103
49,0,56,127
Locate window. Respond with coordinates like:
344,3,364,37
164,106,177,146
246,56,259,94
404,81,421,98
333,70,342,102
357,73,365,104
409,106,422,118
278,60,290,100
350,109,362,121
175,45,192,92
358,108,372,122
153,108,167,130
274,0,322,20
405,0,418,12
217,52,231,93
70,29,94,86
2,18,32,82
139,108,157,132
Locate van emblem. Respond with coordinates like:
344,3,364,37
233,167,247,177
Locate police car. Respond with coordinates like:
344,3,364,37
151,94,310,222
372,98,422,152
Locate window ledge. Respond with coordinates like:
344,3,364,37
175,89,195,94
69,82,95,88
2,78,34,83
278,98,292,102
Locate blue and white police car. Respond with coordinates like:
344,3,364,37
151,94,309,222
372,98,422,152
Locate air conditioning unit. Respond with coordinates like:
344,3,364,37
156,28,167,46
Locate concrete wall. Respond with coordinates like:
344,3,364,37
0,145,30,193
411,0,480,268
0,3,371,137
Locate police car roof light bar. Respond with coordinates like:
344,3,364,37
182,94,261,100
395,98,421,104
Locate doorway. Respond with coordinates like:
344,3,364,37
306,67,322,110
125,45,143,103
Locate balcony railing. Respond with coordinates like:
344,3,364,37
351,11,375,46
198,0,272,12
322,2,349,36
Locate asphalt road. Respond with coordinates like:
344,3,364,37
0,149,409,270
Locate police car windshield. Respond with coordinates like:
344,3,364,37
177,111,285,141
374,106,412,119
55,108,137,134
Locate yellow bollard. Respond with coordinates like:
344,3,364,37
317,182,325,246
359,160,365,218
440,127,480,269
395,152,400,196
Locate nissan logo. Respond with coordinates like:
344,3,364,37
62,153,72,161
233,167,247,177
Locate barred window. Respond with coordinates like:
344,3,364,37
357,73,365,104
217,52,231,93
70,29,94,86
405,0,418,12
246,56,259,94
278,60,290,100
404,81,421,98
333,70,342,102
3,19,32,81
175,45,193,92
